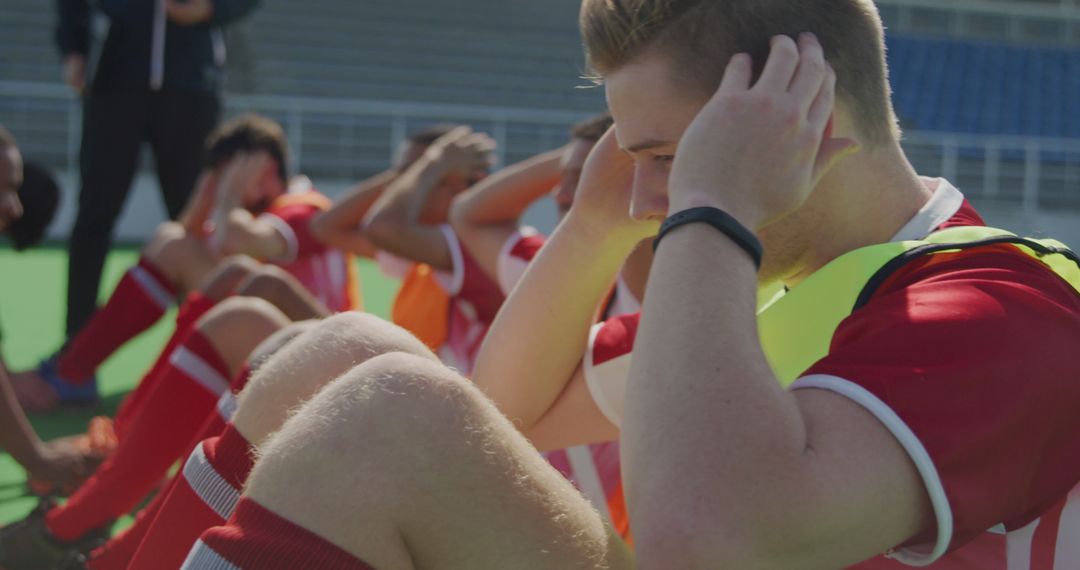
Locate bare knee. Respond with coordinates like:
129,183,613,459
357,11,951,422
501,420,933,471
316,312,436,362
198,255,261,299
143,222,196,264
143,222,215,289
231,316,436,446
249,352,478,495
237,267,330,320
196,297,291,378
247,319,320,372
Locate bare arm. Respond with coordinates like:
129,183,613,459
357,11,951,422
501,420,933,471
365,127,494,270
363,157,454,269
178,171,218,236
310,169,398,259
472,130,654,441
624,35,925,568
0,356,95,487
449,148,563,281
210,154,288,259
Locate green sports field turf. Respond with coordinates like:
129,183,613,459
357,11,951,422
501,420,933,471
0,245,399,527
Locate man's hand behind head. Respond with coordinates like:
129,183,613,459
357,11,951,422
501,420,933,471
218,152,276,212
568,128,658,244
670,33,859,230
425,126,497,179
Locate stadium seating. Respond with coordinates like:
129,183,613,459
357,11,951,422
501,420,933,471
887,34,1080,138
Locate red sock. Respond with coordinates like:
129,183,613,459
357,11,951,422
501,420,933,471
45,330,232,542
189,498,374,569
126,424,255,569
59,258,177,380
112,293,222,439
83,478,173,570
86,370,251,570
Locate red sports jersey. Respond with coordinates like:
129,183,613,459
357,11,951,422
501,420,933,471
584,181,1080,567
258,180,360,313
378,226,505,374
496,227,547,295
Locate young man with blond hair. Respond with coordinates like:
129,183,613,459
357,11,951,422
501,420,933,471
180,1,1080,568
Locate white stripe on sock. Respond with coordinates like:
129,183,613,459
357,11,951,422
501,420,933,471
181,539,241,570
171,347,231,397
129,265,174,310
216,392,238,422
183,443,241,521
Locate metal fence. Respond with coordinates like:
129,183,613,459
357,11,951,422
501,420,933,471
876,0,1080,44
0,81,590,182
2,80,1079,214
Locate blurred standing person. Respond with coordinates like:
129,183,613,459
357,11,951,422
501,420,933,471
56,0,261,354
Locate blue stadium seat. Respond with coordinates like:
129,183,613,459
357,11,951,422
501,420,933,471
887,33,1079,139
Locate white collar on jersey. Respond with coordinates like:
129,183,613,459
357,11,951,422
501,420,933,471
889,178,965,243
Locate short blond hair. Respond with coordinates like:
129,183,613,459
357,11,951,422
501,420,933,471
580,0,899,145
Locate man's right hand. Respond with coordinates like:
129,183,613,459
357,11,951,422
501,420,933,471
63,54,86,95
28,437,104,490
424,127,497,177
218,152,271,206
567,128,659,244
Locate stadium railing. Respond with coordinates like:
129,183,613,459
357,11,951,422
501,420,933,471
2,80,1079,214
877,0,1080,44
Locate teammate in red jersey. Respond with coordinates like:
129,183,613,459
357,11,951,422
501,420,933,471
450,112,644,537
364,125,502,374
17,114,357,410
0,127,459,570
175,1,1080,568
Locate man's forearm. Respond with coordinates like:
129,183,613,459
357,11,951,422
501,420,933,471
624,224,815,567
209,189,244,254
312,170,396,245
366,160,443,228
474,214,637,429
0,363,46,473
453,149,562,226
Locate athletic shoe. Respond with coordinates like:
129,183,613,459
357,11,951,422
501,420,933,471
0,499,106,569
37,354,99,407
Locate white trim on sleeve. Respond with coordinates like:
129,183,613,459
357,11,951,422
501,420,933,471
437,224,466,296
583,323,626,428
495,226,539,296
257,212,299,264
791,374,953,567
374,250,412,279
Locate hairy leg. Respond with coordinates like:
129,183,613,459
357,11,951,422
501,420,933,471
245,352,632,569
231,312,435,446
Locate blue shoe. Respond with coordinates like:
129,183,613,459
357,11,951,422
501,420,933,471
37,355,99,408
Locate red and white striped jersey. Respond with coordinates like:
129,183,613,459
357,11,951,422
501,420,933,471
258,180,361,313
